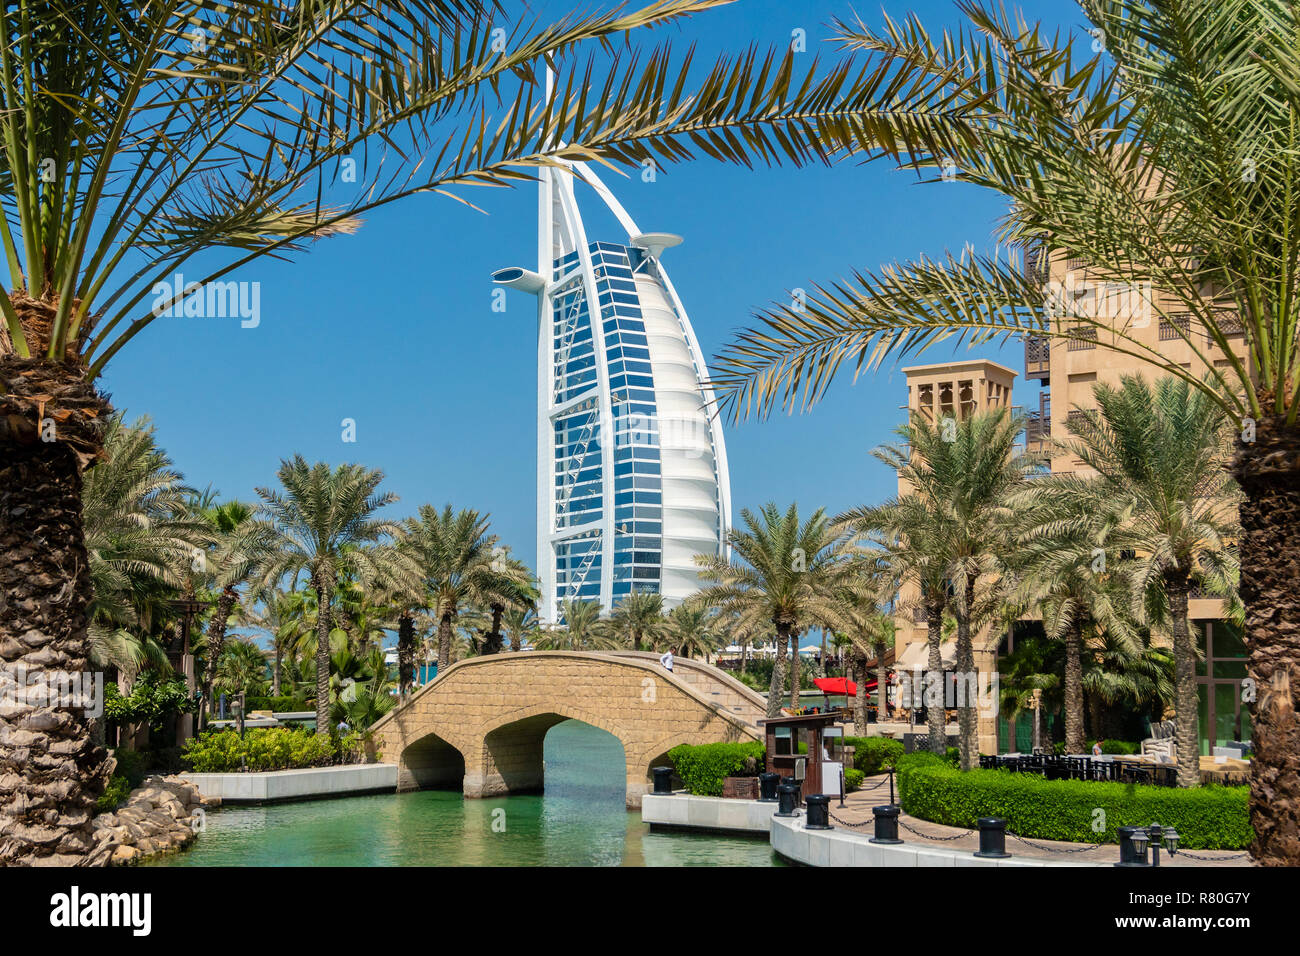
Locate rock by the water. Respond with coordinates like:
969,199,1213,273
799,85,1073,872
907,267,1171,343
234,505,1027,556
89,773,205,866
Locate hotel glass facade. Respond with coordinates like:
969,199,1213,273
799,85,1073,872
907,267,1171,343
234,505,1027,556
497,162,730,624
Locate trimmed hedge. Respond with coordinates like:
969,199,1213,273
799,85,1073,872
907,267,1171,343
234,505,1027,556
182,728,337,773
666,741,765,797
845,768,865,792
844,737,904,775
895,753,1251,850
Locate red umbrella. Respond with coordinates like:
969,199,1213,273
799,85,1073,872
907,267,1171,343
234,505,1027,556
813,676,879,696
813,677,857,695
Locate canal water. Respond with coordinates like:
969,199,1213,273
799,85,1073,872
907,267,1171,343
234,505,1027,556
154,720,782,866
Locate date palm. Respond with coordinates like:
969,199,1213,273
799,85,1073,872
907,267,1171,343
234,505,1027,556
403,505,514,669
662,604,719,659
253,458,401,738
849,409,1033,767
194,499,273,726
82,414,201,678
532,599,618,650
610,591,666,652
1017,376,1240,785
694,502,871,717
710,0,1300,863
502,605,541,653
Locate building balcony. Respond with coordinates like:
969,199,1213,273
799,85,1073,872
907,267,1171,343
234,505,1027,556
1024,334,1051,380
1025,393,1052,456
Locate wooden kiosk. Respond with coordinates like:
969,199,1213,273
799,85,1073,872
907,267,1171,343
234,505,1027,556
760,711,848,798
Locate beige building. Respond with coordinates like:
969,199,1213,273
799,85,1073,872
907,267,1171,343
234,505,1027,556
887,248,1250,756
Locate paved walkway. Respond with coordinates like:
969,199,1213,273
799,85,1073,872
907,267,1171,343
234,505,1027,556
830,773,1251,867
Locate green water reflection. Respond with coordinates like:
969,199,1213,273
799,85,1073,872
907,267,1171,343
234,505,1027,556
156,719,781,867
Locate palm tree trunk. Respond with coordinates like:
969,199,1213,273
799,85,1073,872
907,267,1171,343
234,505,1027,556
509,630,521,653
0,433,110,865
313,579,332,737
818,633,827,678
200,585,238,727
397,612,415,699
767,623,790,717
790,629,802,708
483,604,504,655
1063,620,1086,754
853,649,869,731
1164,572,1200,788
954,578,977,770
1233,416,1300,865
437,612,454,669
925,598,946,755
876,642,888,721
740,640,748,675
272,643,282,697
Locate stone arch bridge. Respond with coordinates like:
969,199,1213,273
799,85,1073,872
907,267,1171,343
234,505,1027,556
369,651,766,807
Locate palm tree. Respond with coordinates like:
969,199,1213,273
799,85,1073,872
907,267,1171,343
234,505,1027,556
532,600,618,650
403,505,515,669
194,499,273,726
0,0,969,865
82,415,202,679
502,605,541,653
998,636,1063,754
1018,376,1240,786
609,591,666,652
242,587,308,699
255,458,401,737
850,409,1032,767
476,550,538,656
214,637,271,701
1007,498,1146,756
694,502,871,717
709,2,1299,863
662,604,719,659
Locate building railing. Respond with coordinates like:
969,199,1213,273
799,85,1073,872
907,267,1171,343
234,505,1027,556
1158,313,1192,341
1066,327,1098,351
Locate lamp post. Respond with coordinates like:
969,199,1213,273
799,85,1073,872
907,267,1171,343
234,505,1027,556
1116,821,1181,867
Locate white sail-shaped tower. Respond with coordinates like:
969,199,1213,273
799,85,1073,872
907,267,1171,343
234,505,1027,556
494,162,731,625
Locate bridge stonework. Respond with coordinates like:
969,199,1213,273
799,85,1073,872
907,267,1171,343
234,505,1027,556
369,651,763,808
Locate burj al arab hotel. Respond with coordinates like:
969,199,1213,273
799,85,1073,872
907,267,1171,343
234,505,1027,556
493,160,731,625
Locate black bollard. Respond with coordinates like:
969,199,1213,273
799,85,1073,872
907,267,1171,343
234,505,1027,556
652,766,674,795
758,772,780,802
805,794,833,830
775,783,799,817
973,817,1010,858
1115,826,1150,867
870,804,903,844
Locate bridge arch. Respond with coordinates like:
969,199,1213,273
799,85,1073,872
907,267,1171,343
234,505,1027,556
370,651,765,807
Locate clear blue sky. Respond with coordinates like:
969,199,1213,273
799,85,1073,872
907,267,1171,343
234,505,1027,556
103,0,1075,571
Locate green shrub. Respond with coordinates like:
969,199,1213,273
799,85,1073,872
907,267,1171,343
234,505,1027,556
110,747,149,789
844,737,904,774
96,774,133,814
666,742,766,797
845,769,865,792
182,727,338,773
895,754,1251,850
